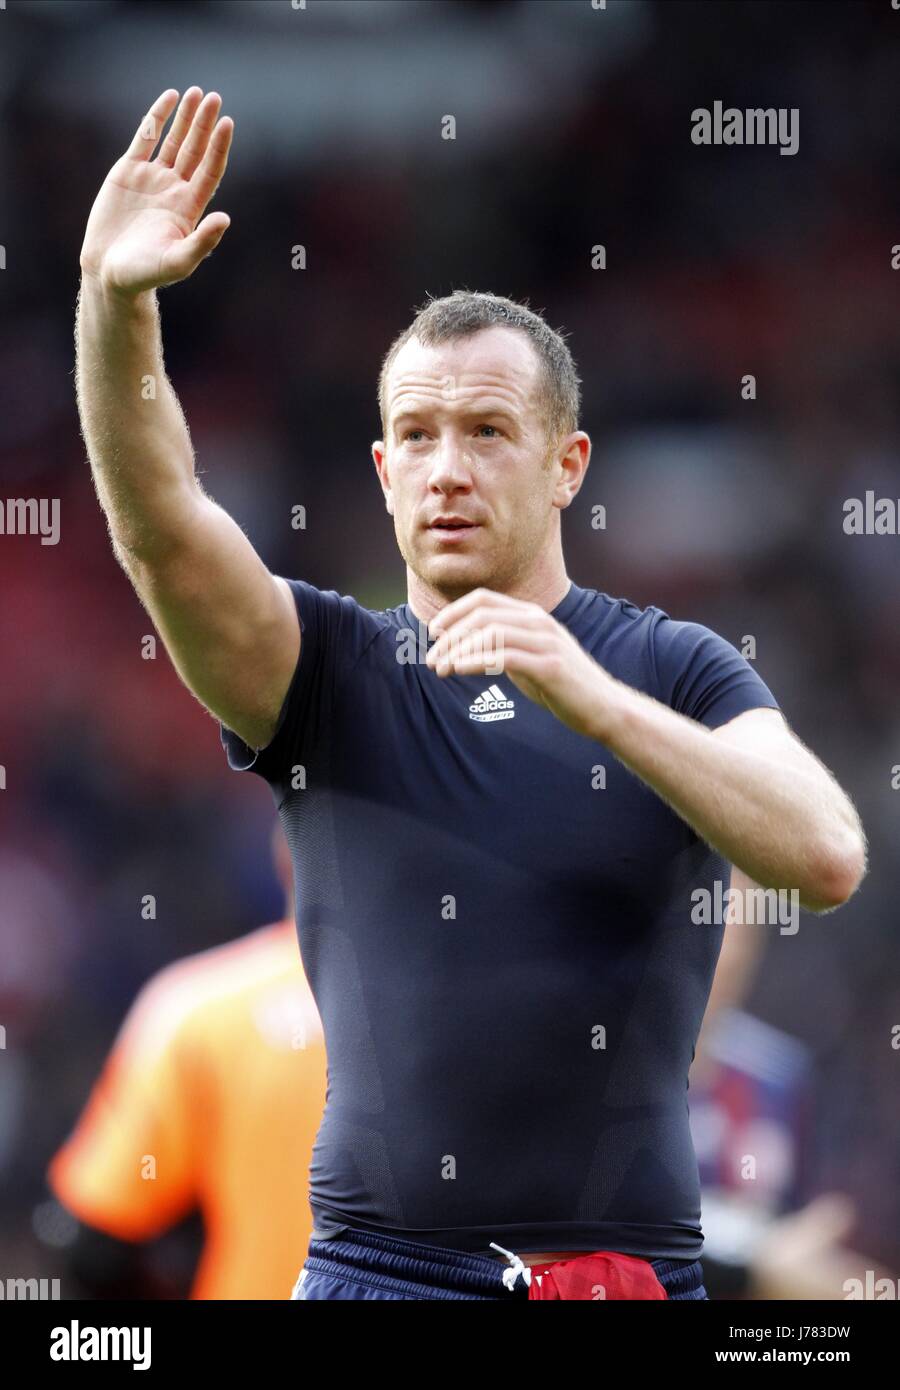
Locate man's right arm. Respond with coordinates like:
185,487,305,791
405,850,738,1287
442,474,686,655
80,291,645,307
76,88,299,751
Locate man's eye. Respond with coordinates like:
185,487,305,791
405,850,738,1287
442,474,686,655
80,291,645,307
402,425,499,441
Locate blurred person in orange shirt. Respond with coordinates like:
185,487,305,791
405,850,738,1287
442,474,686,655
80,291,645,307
47,825,326,1299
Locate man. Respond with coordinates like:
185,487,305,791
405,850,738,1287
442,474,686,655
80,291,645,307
75,88,866,1301
48,826,326,1300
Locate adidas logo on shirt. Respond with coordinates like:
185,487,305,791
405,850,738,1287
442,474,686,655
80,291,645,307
469,684,515,723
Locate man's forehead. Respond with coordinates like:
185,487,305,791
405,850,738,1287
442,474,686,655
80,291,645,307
386,327,541,408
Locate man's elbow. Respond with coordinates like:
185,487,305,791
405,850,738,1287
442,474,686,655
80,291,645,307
808,831,868,912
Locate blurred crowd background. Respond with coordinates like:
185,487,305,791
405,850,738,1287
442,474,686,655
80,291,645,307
1,0,899,1288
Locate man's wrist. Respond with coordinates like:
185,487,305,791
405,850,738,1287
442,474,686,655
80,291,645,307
79,267,156,313
584,669,636,747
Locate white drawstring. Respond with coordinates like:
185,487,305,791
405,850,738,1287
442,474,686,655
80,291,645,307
489,1241,532,1291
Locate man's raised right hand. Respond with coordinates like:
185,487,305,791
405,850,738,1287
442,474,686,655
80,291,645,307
80,88,233,296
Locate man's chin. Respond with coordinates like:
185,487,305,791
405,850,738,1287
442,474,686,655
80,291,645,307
416,553,495,601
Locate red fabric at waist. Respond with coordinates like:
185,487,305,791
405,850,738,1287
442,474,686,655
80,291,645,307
527,1250,668,1300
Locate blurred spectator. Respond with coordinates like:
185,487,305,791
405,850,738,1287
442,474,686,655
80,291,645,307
45,826,326,1299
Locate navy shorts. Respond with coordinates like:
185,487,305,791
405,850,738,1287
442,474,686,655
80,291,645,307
291,1226,709,1300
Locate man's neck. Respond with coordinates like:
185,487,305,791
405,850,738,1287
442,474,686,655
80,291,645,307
406,564,572,628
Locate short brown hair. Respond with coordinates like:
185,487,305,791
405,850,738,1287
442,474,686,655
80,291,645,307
377,289,581,450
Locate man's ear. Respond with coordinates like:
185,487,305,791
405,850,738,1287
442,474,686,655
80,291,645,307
372,440,393,515
553,431,591,510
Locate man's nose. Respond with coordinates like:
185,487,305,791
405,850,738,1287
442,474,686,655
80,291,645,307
428,437,473,491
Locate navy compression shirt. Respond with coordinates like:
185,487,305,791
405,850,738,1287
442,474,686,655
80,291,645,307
220,580,781,1258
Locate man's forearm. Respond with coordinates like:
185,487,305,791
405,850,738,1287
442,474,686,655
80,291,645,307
75,274,200,564
423,589,865,911
595,683,864,912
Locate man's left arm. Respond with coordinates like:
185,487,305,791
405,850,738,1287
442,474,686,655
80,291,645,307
426,590,867,914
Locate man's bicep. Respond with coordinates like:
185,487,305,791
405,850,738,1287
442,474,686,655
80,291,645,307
124,495,301,749
219,580,386,784
712,707,825,779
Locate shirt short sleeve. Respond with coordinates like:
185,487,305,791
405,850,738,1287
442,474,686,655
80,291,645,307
651,614,781,730
47,973,198,1241
219,580,386,792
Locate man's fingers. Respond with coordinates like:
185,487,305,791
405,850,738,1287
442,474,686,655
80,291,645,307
174,91,223,181
190,116,234,212
155,86,204,168
125,89,180,163
429,608,550,654
433,646,545,681
428,622,550,672
429,588,535,634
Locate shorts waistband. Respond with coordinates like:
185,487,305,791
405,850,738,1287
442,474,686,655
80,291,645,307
304,1225,704,1300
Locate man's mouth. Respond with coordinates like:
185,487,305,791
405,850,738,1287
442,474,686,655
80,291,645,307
428,518,481,543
